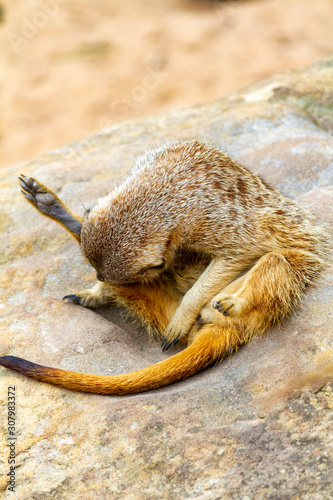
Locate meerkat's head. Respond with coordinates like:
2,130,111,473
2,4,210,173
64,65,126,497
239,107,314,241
80,195,178,284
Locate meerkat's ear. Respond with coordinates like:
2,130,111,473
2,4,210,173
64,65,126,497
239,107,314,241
140,242,167,269
142,230,180,269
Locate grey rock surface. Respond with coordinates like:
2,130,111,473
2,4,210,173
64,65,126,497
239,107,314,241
0,58,332,499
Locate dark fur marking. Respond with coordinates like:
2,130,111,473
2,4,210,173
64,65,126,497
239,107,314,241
0,355,46,375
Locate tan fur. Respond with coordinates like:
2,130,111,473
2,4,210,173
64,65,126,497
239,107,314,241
0,140,328,394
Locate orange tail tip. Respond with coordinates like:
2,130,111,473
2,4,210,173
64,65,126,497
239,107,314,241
0,326,233,395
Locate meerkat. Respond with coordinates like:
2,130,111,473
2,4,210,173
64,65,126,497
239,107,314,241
0,140,327,395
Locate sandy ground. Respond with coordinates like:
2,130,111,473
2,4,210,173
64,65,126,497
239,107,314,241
1,0,333,169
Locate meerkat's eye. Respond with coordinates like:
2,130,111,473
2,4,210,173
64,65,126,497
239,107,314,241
140,259,166,275
149,259,166,270
96,272,105,281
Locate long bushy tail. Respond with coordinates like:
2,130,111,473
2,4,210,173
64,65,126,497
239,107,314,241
0,326,238,395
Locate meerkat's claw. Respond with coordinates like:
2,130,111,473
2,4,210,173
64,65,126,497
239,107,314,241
172,338,180,348
161,335,170,351
19,174,34,191
161,335,180,352
19,175,42,197
63,294,84,305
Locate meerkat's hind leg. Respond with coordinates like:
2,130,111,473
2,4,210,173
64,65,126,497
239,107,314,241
63,281,116,308
211,248,323,326
19,175,83,241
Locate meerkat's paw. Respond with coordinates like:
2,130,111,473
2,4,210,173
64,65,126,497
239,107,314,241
161,324,181,351
212,293,246,317
19,175,61,217
63,294,86,305
161,313,192,351
195,304,224,327
63,282,115,309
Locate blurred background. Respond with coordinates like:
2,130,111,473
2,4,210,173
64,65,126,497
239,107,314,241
1,0,332,169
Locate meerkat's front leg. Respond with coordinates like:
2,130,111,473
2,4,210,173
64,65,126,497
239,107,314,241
63,280,116,308
162,257,248,350
19,175,83,242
